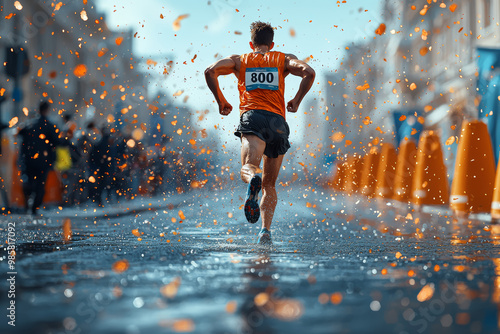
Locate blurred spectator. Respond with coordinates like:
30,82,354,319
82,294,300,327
18,101,65,215
88,126,111,206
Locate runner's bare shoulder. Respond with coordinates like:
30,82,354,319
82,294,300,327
284,54,298,77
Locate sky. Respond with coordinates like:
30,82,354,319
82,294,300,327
95,0,384,144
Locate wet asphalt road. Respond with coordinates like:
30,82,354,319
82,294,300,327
1,184,500,334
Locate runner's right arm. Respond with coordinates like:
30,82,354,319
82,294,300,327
284,54,315,113
205,55,239,115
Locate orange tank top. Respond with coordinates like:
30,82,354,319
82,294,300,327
238,51,286,119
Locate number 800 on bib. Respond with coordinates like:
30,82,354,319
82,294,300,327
245,67,279,91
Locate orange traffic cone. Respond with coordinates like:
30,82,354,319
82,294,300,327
412,131,449,205
42,170,63,205
359,147,380,198
375,143,397,198
450,120,495,213
344,155,363,195
492,163,500,219
10,154,25,208
393,139,417,202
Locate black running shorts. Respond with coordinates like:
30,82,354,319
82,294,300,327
234,109,291,158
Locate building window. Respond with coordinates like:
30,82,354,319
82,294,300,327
484,0,491,27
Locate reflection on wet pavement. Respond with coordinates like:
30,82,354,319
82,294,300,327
2,187,500,333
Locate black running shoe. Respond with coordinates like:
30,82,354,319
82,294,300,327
244,174,262,224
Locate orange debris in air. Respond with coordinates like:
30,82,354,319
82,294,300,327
131,229,141,237
330,292,343,304
449,4,457,12
399,115,407,121
356,83,370,91
417,284,435,302
290,28,296,37
419,47,428,56
37,68,43,77
112,259,130,273
226,301,237,313
73,64,88,78
62,218,72,242
178,210,186,220
98,48,108,57
445,136,455,145
173,14,189,31
420,6,428,16
160,277,181,298
410,83,417,90
171,319,195,332
115,37,124,45
375,23,386,35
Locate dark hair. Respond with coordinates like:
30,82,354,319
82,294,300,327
250,21,274,47
39,100,50,114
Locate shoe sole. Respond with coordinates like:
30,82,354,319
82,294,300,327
257,233,272,246
244,175,261,224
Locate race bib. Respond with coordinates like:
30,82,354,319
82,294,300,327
245,67,279,91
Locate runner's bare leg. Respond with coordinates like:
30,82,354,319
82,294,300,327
261,154,284,230
240,134,265,183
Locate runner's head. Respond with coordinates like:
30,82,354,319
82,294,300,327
250,21,274,50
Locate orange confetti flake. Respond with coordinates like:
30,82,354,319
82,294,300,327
399,115,406,122
226,301,237,313
73,64,88,78
112,259,129,273
420,6,428,16
290,28,296,37
171,319,195,332
37,68,43,77
178,210,186,220
449,4,457,12
445,136,455,145
330,292,343,305
115,37,124,45
419,46,428,56
417,284,435,302
160,277,181,298
318,293,329,304
173,14,189,31
345,140,352,147
356,83,370,91
375,23,386,35
132,229,141,237
254,292,269,307
98,48,108,57
5,13,15,20
410,83,417,91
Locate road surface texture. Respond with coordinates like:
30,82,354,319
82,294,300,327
1,184,500,334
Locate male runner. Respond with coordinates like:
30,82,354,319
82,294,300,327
205,21,315,245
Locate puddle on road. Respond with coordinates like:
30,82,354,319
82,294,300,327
2,193,500,333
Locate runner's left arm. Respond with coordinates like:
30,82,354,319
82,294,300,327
284,55,315,113
205,55,239,116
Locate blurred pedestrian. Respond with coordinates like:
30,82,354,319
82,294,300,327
88,125,111,206
18,101,64,215
205,21,315,245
